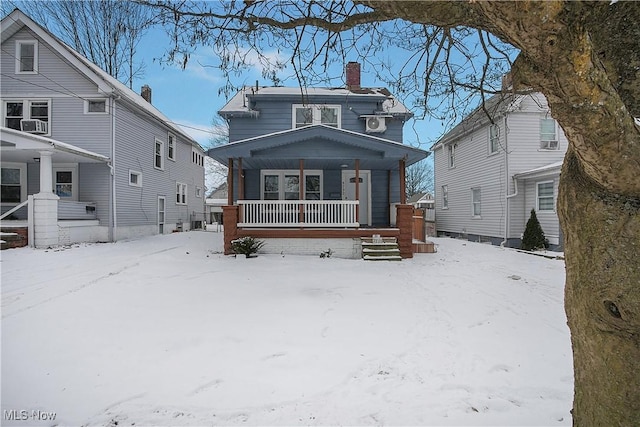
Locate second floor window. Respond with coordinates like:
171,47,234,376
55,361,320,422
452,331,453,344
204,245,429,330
154,139,164,170
540,118,558,150
16,40,37,73
489,124,500,154
168,133,176,161
4,100,50,134
293,104,340,128
448,143,456,168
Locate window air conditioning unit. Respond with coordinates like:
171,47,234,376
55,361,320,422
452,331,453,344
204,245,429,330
540,140,558,150
20,119,48,134
364,115,387,133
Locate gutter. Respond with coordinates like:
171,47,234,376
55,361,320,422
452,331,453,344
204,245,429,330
501,115,517,247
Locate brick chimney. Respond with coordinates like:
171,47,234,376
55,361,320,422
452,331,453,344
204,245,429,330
141,84,152,104
346,62,361,91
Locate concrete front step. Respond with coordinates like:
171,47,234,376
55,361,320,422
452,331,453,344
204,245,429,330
361,236,402,261
363,255,402,261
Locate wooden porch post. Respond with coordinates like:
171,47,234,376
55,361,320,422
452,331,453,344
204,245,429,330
355,159,360,224
238,157,244,200
399,158,406,204
299,159,304,224
227,158,234,206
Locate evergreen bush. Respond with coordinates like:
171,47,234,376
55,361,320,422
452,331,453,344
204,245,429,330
521,208,548,251
231,236,265,258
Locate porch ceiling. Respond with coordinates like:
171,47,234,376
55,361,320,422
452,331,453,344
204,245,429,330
208,124,428,170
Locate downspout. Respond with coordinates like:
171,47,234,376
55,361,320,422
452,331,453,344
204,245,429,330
110,95,119,242
501,114,517,247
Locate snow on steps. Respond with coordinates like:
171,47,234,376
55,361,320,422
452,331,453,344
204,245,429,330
0,228,28,250
361,236,402,261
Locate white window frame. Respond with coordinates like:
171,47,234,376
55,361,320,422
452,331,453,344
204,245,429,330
448,143,456,168
292,104,341,129
192,148,204,166
260,169,323,200
84,99,108,114
176,182,187,205
489,124,500,154
441,185,449,210
15,40,38,74
52,165,78,200
168,132,176,161
154,138,164,170
537,181,555,212
540,117,558,150
129,170,142,187
1,163,27,205
471,187,481,218
3,99,51,135
195,186,202,198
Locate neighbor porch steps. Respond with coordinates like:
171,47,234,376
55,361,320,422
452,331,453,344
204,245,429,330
0,228,28,250
361,236,402,261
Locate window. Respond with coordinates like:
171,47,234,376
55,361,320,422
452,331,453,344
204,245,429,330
3,100,50,133
471,187,481,217
154,139,164,170
192,149,204,166
537,181,555,211
489,124,500,154
55,171,73,198
261,170,322,200
85,99,107,114
168,133,176,161
441,185,448,209
448,143,456,168
540,118,558,150
16,40,37,74
195,186,202,198
1,167,24,203
176,182,187,204
292,104,341,128
129,170,142,187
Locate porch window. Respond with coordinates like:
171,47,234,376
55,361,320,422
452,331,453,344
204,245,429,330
471,187,481,217
540,118,558,150
489,124,500,154
154,138,164,170
537,181,555,211
261,170,323,200
176,182,187,204
292,104,341,128
55,171,73,198
3,100,50,133
441,185,448,209
1,167,23,203
16,40,37,74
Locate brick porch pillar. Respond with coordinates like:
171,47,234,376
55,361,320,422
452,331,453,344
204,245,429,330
222,205,239,255
396,204,414,259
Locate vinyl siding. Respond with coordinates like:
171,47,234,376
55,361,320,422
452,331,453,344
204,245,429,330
521,178,561,243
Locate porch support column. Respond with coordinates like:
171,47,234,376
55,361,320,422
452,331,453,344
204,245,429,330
355,159,360,224
238,158,244,201
222,205,239,255
396,204,414,259
33,150,59,248
227,158,234,206
399,158,407,204
299,159,304,224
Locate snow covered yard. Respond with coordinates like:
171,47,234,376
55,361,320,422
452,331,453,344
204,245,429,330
1,231,573,426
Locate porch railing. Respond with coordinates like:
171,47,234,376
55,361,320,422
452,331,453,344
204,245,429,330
237,200,359,228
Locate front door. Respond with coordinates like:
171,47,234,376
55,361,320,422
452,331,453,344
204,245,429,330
158,196,165,234
342,170,370,226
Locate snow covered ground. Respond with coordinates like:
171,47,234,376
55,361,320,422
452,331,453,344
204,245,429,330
1,230,573,426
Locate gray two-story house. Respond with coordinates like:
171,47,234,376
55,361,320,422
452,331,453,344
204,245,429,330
208,63,430,258
431,91,568,250
1,9,206,248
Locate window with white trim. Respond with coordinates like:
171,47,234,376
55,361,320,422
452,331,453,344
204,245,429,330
471,187,481,217
292,104,340,128
3,99,51,134
195,186,202,198
540,118,558,150
489,124,500,154
16,40,37,74
537,181,555,211
168,133,176,161
441,185,449,209
54,171,73,198
192,148,204,166
129,170,142,187
448,144,457,168
261,170,323,200
154,139,164,170
85,99,107,114
1,165,26,203
176,182,187,205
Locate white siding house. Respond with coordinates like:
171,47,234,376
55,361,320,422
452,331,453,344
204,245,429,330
432,92,567,250
1,9,206,248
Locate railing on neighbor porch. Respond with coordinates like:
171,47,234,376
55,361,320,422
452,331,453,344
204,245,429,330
238,200,359,227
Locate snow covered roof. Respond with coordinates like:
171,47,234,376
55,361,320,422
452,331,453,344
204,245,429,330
219,86,412,118
1,9,203,151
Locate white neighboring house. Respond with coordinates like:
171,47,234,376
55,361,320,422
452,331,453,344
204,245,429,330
431,91,568,250
1,9,206,248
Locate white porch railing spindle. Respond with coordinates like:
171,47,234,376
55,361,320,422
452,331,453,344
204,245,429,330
237,200,358,228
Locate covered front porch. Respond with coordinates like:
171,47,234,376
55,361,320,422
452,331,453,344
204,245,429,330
208,125,430,258
1,127,111,248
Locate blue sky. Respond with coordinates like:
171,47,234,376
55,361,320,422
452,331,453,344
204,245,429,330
130,27,446,151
